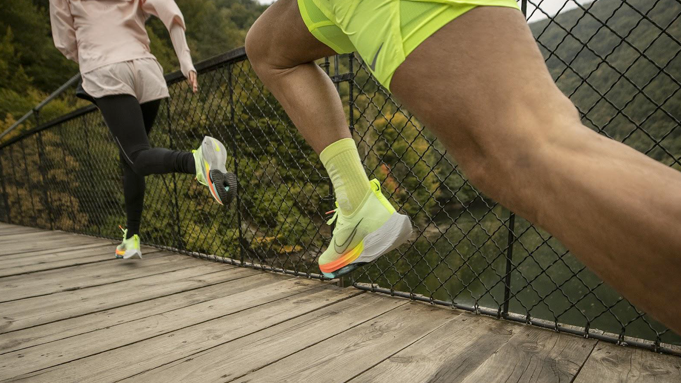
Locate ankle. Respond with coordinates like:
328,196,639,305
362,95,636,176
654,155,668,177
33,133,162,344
320,138,372,213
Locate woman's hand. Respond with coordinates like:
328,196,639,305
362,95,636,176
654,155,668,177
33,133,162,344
188,71,198,93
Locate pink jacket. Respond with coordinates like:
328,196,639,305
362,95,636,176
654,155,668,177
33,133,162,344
50,0,195,76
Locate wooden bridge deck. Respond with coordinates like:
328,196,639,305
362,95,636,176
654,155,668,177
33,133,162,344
0,222,679,382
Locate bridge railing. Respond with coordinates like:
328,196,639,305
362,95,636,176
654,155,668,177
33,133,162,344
1,0,680,355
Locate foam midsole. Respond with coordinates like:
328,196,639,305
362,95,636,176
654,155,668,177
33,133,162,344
356,212,412,264
121,249,142,259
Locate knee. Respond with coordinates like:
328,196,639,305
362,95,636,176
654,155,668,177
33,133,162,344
453,96,584,195
244,26,261,63
245,20,274,73
128,161,146,177
246,6,302,76
125,149,149,177
130,164,147,177
489,94,581,161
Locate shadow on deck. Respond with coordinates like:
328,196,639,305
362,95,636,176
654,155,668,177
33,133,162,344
0,222,679,382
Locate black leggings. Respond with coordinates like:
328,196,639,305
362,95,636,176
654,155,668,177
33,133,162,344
95,95,195,238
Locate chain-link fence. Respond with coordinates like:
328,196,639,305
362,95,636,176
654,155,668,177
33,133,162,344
1,0,679,355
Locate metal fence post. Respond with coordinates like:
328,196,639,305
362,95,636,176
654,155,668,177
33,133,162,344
0,149,10,224
36,131,54,230
59,138,79,231
502,211,516,317
167,100,183,250
7,146,21,224
348,55,354,136
81,115,100,235
7,146,23,225
500,0,528,318
35,111,55,230
19,139,39,223
229,65,244,265
321,56,339,282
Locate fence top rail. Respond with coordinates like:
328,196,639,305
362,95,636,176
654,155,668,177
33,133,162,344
0,73,81,142
0,47,248,149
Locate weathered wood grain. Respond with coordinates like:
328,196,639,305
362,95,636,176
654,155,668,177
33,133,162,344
0,264,249,333
14,286,360,382
124,293,405,383
351,312,517,383
234,302,458,383
574,342,681,383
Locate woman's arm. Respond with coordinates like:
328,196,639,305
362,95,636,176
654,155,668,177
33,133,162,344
142,0,197,92
169,24,196,79
49,0,78,62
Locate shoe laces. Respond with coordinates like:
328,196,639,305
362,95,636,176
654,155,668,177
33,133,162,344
325,202,339,225
118,225,139,247
118,225,128,239
326,181,383,226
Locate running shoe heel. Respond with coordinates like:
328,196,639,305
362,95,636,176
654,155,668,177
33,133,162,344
357,213,412,264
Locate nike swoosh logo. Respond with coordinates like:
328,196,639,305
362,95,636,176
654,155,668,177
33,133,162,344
333,218,364,254
368,43,383,72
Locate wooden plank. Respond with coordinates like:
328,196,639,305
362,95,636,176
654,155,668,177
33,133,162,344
0,231,65,243
0,235,105,256
0,223,36,229
0,237,79,254
0,243,115,266
0,246,163,277
0,264,249,333
574,342,681,383
0,254,112,278
125,293,406,383
456,325,597,383
0,226,43,237
0,277,324,379
234,301,458,383
16,285,362,383
0,252,191,302
0,242,114,260
0,271,267,354
351,312,517,383
0,247,163,278
0,231,85,247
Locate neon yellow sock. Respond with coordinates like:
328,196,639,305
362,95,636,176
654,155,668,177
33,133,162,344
320,138,372,214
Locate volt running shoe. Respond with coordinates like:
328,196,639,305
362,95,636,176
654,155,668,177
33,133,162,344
193,136,237,205
319,179,413,278
115,227,142,259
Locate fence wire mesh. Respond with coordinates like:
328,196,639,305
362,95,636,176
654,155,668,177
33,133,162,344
0,0,679,354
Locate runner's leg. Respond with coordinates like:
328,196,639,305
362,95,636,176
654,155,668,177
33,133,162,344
97,95,194,237
246,0,411,279
389,7,681,332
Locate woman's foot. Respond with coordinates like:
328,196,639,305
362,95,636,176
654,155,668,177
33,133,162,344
115,227,142,259
193,136,237,205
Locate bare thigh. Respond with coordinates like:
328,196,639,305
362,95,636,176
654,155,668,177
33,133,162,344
247,0,336,69
246,0,350,152
391,7,581,215
390,6,681,333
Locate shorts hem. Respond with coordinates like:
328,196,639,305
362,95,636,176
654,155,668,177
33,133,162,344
386,3,522,90
298,0,349,54
139,93,170,104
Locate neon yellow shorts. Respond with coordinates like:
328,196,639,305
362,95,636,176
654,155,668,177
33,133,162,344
298,0,520,90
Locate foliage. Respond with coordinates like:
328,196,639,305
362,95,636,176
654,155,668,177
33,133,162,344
531,0,681,168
